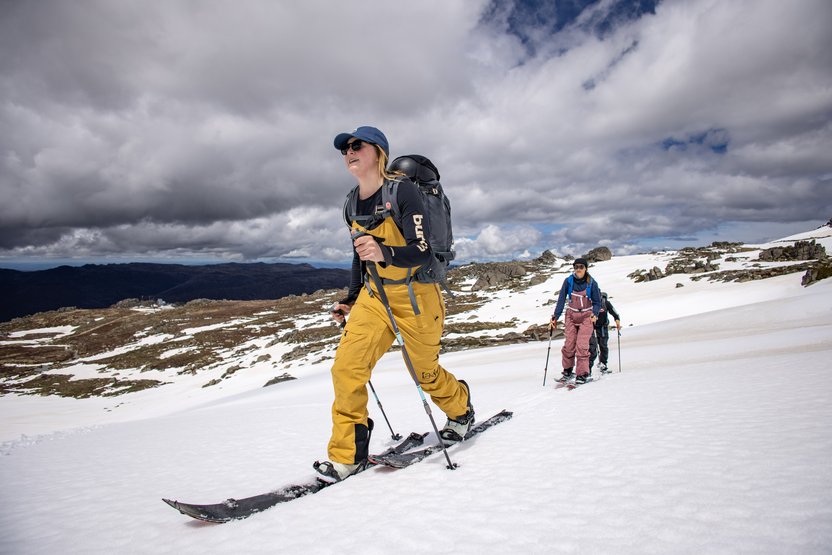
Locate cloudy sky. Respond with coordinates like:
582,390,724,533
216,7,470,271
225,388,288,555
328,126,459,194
1,0,830,268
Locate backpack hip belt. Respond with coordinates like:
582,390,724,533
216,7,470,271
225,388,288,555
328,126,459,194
363,267,423,315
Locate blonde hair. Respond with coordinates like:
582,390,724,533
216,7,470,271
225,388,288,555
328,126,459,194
373,144,406,181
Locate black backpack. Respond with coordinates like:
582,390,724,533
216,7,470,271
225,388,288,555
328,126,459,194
343,154,455,290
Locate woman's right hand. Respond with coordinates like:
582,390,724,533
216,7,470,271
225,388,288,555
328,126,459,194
331,303,352,325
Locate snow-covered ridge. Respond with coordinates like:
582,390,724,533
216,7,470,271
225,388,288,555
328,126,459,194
1,227,831,553
1,227,830,438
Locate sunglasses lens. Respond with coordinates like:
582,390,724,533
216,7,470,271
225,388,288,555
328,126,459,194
340,140,364,155
574,265,585,269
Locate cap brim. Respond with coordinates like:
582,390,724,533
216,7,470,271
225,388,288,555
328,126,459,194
333,132,357,151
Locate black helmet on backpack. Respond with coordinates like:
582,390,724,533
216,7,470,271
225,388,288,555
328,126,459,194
389,154,440,184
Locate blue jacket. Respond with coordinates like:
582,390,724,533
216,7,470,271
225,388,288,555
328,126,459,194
553,274,602,320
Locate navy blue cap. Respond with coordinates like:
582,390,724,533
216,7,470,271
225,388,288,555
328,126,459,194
334,126,389,157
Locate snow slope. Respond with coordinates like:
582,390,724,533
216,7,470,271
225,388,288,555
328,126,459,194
1,238,832,553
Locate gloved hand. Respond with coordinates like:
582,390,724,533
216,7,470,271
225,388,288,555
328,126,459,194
331,303,351,326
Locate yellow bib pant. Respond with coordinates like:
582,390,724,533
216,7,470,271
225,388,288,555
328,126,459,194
327,218,469,464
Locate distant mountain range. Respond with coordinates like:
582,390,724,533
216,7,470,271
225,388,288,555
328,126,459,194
0,262,350,322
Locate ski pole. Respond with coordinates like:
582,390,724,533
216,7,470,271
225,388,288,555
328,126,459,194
333,305,402,441
543,326,553,386
367,380,402,440
363,256,457,470
617,329,622,373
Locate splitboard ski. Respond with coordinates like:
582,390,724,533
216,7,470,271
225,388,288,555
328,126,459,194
368,409,513,469
554,379,571,389
163,431,427,523
566,376,596,390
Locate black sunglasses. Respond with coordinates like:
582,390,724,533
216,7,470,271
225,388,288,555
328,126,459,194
573,264,586,270
340,140,365,155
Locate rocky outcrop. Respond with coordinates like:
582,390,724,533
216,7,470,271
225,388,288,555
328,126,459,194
759,240,826,262
666,257,720,275
263,372,296,387
536,250,557,264
626,243,751,283
691,262,813,283
584,246,612,263
664,246,721,275
524,323,564,341
628,266,665,282
528,274,548,286
470,263,528,291
802,259,832,286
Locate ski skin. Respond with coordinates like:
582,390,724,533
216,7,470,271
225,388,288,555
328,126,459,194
567,369,614,389
553,371,609,390
566,376,595,390
163,431,427,523
368,410,513,469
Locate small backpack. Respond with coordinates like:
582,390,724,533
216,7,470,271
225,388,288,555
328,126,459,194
343,154,455,291
565,274,593,301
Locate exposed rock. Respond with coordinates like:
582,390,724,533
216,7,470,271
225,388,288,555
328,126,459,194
667,259,719,274
263,373,297,387
759,240,826,262
691,262,813,283
470,263,527,291
627,243,756,283
628,266,665,282
802,259,832,286
528,274,548,286
536,250,557,264
584,246,612,263
665,252,719,275
524,323,564,341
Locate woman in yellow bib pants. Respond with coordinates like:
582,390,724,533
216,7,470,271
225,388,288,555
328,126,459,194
314,126,474,483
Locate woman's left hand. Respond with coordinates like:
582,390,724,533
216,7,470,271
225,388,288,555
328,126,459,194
354,234,384,262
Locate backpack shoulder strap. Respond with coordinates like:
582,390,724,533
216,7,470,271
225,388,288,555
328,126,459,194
344,182,400,231
382,178,403,229
343,185,360,227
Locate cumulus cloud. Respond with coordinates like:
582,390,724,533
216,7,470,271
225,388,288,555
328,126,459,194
1,0,830,266
455,224,543,260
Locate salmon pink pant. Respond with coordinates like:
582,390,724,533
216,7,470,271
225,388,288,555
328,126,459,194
562,309,594,376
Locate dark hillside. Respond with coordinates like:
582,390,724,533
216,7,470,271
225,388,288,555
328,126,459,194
0,262,350,322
